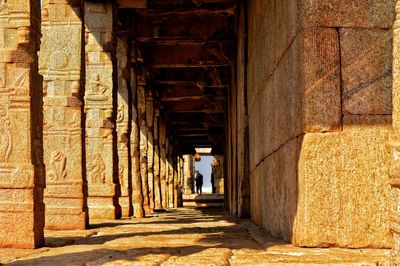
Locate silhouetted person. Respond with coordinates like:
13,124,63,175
195,170,203,195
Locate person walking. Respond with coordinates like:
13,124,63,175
195,170,203,195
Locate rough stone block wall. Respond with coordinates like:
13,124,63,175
247,0,395,248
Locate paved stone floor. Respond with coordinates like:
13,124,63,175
0,207,392,265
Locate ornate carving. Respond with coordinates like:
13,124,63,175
48,151,67,181
116,103,124,123
11,69,29,96
88,154,106,184
50,51,69,70
118,165,124,187
0,106,12,163
86,74,109,101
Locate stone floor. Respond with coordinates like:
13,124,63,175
0,207,391,265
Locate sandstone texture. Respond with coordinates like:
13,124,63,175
341,29,392,115
296,115,392,248
0,0,44,248
300,0,396,28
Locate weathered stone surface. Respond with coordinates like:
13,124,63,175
390,3,400,262
300,0,396,28
153,108,162,210
341,29,392,115
130,67,144,218
183,155,194,195
40,0,86,230
250,137,300,242
159,117,168,209
146,93,155,210
211,156,224,194
138,81,151,214
248,34,302,170
302,28,341,133
0,0,45,248
116,37,131,217
84,1,119,220
0,208,391,265
296,115,392,248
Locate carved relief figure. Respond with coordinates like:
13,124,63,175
89,154,106,184
86,74,109,101
116,103,124,123
0,106,12,162
118,165,124,187
48,151,67,181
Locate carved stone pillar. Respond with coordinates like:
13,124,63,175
84,1,120,220
116,37,131,217
0,0,44,248
146,91,154,210
138,80,150,214
40,0,87,230
212,156,224,194
153,107,162,209
390,2,400,263
130,65,144,218
167,139,174,208
159,117,167,209
183,155,194,195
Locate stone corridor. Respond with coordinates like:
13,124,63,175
0,207,391,265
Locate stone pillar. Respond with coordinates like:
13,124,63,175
130,65,144,218
0,0,44,248
116,37,131,217
167,139,174,208
212,156,224,194
390,2,400,263
173,153,179,208
153,107,162,209
159,117,167,209
138,79,150,214
146,91,155,211
40,0,87,230
183,155,194,195
84,1,120,220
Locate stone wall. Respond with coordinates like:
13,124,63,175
242,0,395,248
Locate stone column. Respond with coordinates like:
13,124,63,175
173,154,179,208
167,139,174,208
146,91,155,211
116,37,131,217
183,155,194,194
159,117,167,209
212,156,224,194
84,1,120,220
390,2,400,263
40,0,87,230
130,65,144,218
138,79,150,214
153,107,162,210
0,0,44,248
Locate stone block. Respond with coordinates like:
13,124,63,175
295,115,393,248
340,29,392,115
302,28,341,132
300,0,396,28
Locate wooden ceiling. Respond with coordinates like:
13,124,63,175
117,0,236,154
